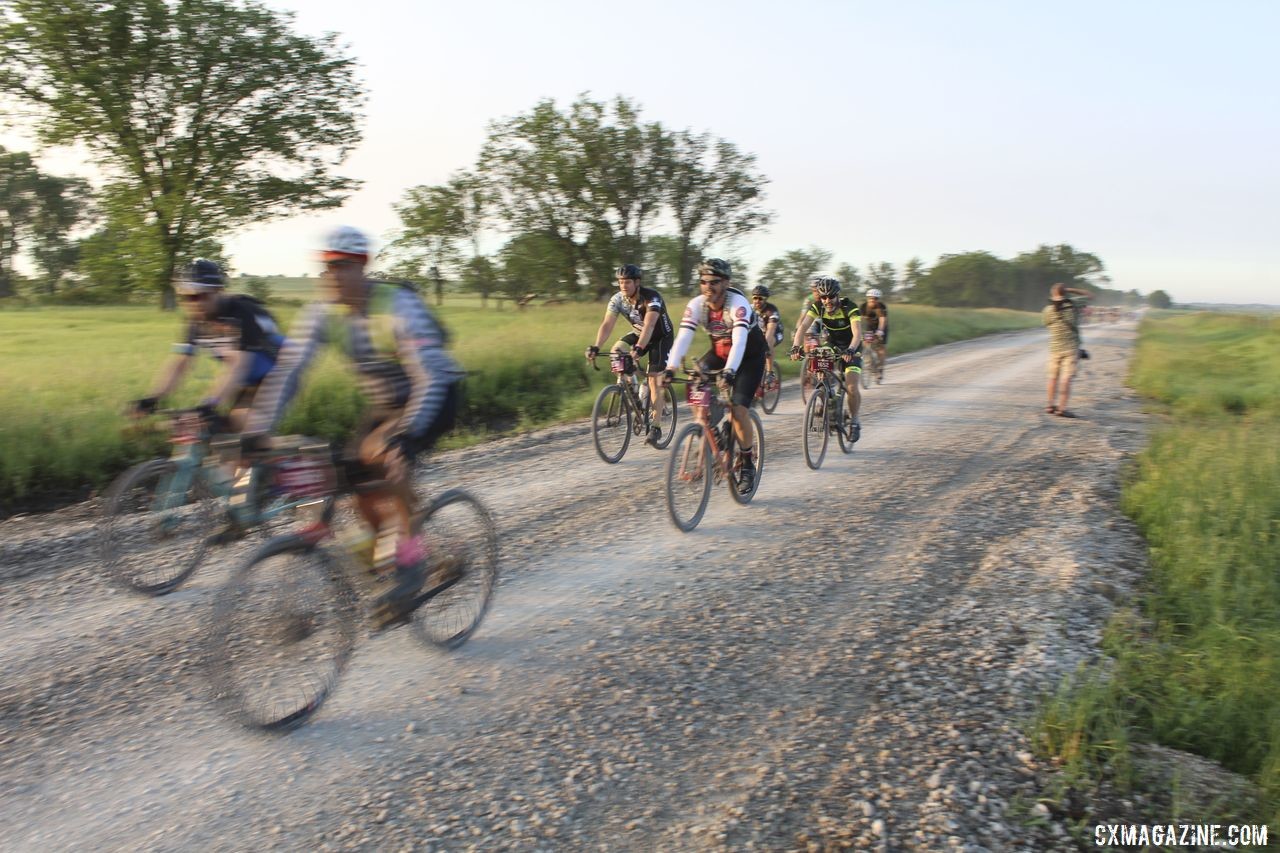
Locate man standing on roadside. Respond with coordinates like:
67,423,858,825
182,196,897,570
1043,282,1090,417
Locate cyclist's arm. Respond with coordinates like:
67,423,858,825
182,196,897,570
245,302,327,434
634,310,660,351
793,314,816,349
147,353,193,401
665,297,704,372
204,350,252,409
393,290,459,439
764,318,779,352
592,308,619,351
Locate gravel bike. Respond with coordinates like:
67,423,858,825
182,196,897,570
754,365,782,414
860,332,884,388
589,351,677,463
664,370,765,532
206,437,498,731
801,347,858,469
98,410,314,596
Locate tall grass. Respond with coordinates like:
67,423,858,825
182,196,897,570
1032,312,1279,828
0,298,1038,510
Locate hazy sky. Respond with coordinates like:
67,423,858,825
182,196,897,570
6,0,1279,303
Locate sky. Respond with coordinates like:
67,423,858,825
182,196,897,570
5,0,1279,303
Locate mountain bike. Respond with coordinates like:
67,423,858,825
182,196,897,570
801,347,858,469
98,410,316,596
664,370,765,532
860,332,884,388
589,351,677,463
206,437,498,731
754,365,781,414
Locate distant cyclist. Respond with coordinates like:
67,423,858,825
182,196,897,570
750,285,783,376
245,226,466,628
790,275,863,442
131,259,284,431
858,287,889,382
586,264,674,446
664,258,766,495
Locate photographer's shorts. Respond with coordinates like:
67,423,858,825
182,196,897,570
1047,350,1077,378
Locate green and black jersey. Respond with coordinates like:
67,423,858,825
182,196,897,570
804,298,861,349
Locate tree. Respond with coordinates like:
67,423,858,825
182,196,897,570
0,146,91,296
757,247,833,299
866,262,897,295
1010,244,1105,311
834,263,861,292
1147,289,1173,309
900,257,928,300
1,0,364,307
911,251,1016,307
643,234,687,291
496,232,577,302
390,171,492,301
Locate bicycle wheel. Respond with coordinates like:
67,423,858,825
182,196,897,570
728,409,766,505
800,362,814,404
802,389,830,470
835,385,855,454
665,423,713,532
410,489,499,651
591,384,631,464
207,535,358,732
99,457,222,596
649,384,678,450
760,371,781,414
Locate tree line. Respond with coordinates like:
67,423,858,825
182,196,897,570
1,0,1165,311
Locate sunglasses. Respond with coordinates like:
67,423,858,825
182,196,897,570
699,277,724,285
181,293,205,302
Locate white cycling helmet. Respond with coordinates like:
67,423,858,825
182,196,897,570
321,225,371,261
867,288,883,299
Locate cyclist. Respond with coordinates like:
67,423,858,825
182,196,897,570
750,285,783,376
663,258,766,495
585,264,675,445
131,259,284,432
244,226,466,628
858,287,889,382
790,275,863,442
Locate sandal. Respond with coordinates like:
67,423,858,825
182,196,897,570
1044,405,1058,414
1054,409,1077,418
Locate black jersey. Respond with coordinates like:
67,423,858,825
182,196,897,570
177,294,283,361
606,286,674,340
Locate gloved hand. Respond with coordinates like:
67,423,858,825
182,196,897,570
789,346,802,361
130,396,159,417
240,432,271,456
1079,349,1090,360
662,369,675,386
632,342,647,357
875,329,884,339
585,345,599,360
719,368,736,388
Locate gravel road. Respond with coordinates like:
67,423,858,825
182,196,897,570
0,322,1151,851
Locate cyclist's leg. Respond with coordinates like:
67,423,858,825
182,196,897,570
647,336,672,426
617,332,638,355
844,361,862,420
730,352,765,448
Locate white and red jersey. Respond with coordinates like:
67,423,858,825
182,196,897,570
665,289,764,373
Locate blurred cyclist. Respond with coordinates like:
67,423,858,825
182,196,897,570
791,275,863,442
131,259,284,432
586,264,674,446
858,287,889,382
749,285,783,376
245,226,465,628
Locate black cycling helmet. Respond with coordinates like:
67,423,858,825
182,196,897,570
750,285,770,298
812,275,841,297
174,258,226,294
698,257,733,280
615,264,643,280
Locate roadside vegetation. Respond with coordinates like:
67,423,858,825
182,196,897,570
1032,312,1279,832
0,299,1038,512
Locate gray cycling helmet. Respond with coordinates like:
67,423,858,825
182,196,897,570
174,258,227,294
751,285,770,298
698,258,733,280
812,275,841,297
615,264,642,280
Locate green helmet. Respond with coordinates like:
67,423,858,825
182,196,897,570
698,258,732,280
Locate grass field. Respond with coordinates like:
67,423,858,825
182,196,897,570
1032,312,1279,830
0,295,1039,511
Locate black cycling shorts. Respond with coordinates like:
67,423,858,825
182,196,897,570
348,381,462,474
621,332,672,374
696,349,766,408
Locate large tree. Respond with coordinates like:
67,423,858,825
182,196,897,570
1010,244,1105,310
911,251,1017,307
1,0,364,307
390,171,492,302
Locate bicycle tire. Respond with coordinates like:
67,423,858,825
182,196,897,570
665,423,712,532
760,371,781,414
800,363,814,404
99,457,221,596
591,384,631,464
410,489,500,651
649,384,678,450
803,388,830,470
207,534,358,732
835,385,855,454
728,409,765,505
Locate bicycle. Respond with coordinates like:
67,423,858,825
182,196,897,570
860,332,884,388
206,436,498,731
664,370,765,532
98,409,314,596
800,347,858,469
755,364,782,414
589,351,677,463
